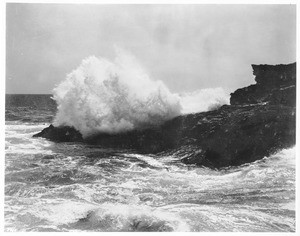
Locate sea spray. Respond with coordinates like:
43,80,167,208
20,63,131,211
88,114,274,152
179,88,230,114
53,51,181,137
53,50,230,137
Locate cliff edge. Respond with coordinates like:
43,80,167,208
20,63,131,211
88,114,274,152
230,62,296,106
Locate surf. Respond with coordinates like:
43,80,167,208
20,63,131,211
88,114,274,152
53,49,229,137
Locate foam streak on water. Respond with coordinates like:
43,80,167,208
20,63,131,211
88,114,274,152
5,121,295,232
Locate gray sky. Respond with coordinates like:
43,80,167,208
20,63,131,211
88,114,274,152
6,4,296,94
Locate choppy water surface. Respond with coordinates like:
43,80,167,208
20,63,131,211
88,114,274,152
5,120,295,232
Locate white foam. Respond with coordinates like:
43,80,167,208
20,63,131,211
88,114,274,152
17,199,189,231
5,124,53,155
179,87,230,114
5,142,53,155
85,203,190,231
123,153,165,169
28,200,98,225
53,49,231,137
53,50,181,137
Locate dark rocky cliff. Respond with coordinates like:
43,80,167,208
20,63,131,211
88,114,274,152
230,63,296,106
33,62,296,168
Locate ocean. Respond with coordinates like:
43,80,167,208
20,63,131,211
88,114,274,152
4,94,295,232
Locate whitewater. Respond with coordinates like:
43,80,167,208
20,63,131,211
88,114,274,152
5,120,295,231
5,51,295,232
53,50,229,137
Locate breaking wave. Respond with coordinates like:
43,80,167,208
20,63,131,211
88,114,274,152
53,50,229,137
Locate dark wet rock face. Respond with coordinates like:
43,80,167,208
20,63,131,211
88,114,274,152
230,63,296,106
33,62,296,168
33,124,83,142
179,104,295,168
253,63,296,87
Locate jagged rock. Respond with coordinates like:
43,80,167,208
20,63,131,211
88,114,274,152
268,85,296,106
33,124,83,142
178,104,295,168
253,63,296,87
230,62,296,106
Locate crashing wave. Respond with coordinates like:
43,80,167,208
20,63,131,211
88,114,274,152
53,51,181,137
53,49,229,137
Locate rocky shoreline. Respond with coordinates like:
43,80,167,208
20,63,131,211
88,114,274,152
33,62,296,168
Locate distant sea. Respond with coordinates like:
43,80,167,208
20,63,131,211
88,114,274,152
5,94,295,232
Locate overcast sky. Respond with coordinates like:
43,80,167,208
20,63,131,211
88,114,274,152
6,4,296,94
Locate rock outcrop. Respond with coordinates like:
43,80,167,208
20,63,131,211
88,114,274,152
230,62,296,106
179,104,295,168
33,124,83,142
33,62,296,168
